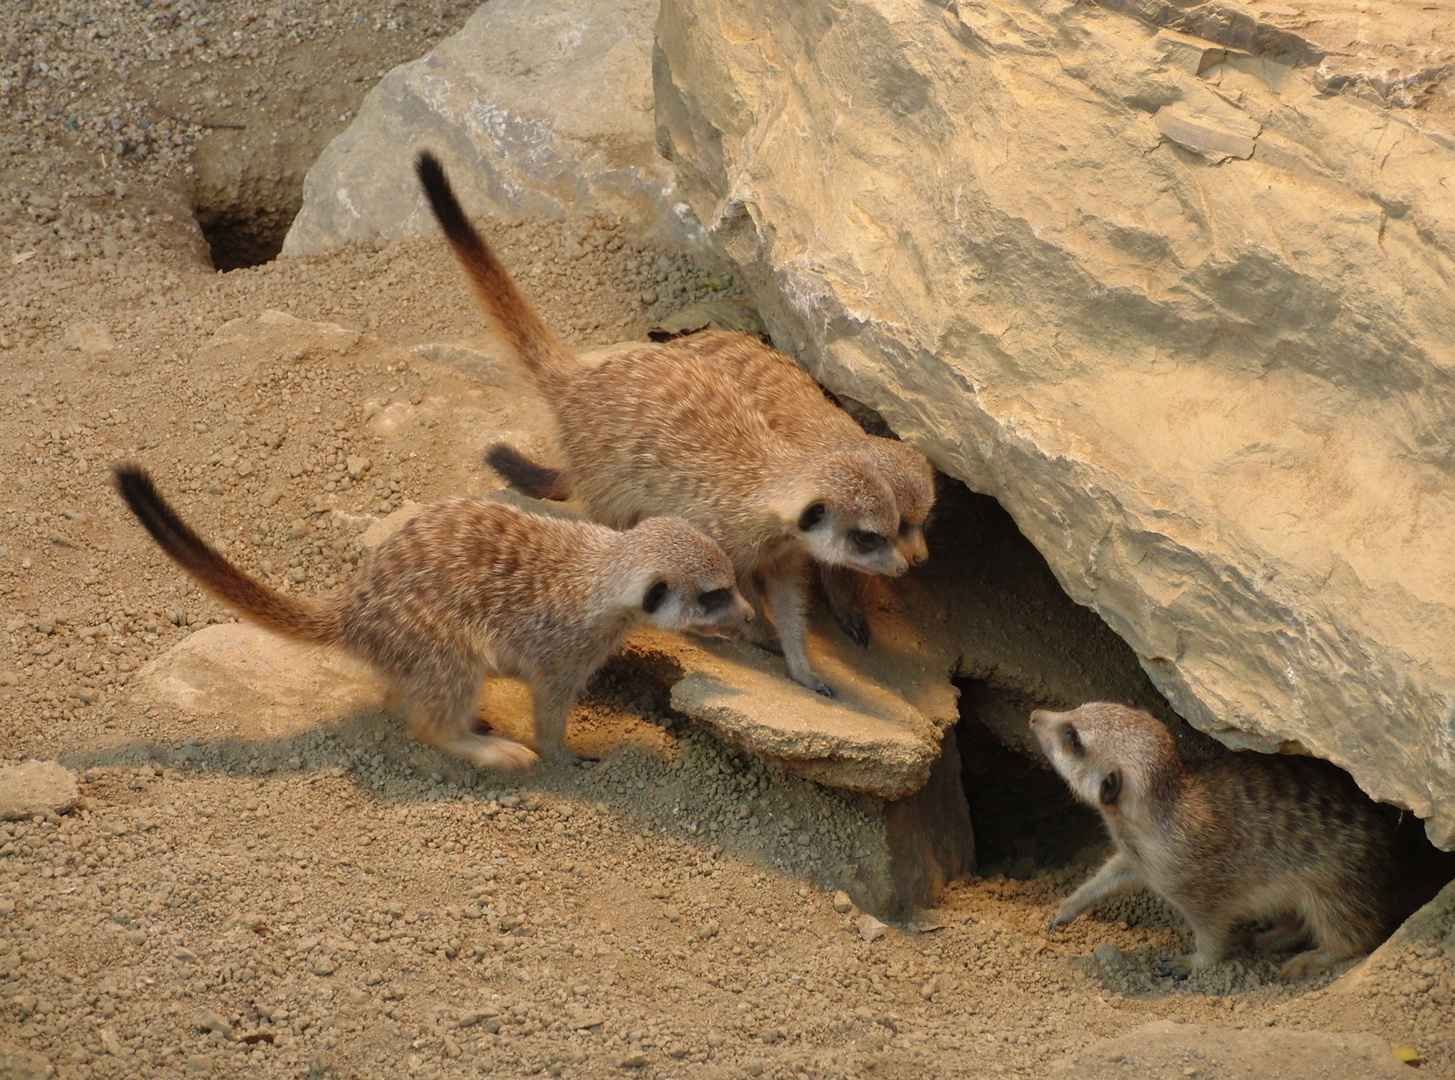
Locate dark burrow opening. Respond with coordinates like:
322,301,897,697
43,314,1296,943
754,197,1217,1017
955,683,1102,877
194,199,297,271
939,480,1455,923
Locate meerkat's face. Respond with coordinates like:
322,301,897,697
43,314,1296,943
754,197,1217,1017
1030,703,1175,815
882,447,936,567
857,438,935,567
625,518,754,635
783,452,908,577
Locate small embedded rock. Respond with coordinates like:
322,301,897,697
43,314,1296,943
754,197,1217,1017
64,322,117,353
857,914,888,942
0,760,79,820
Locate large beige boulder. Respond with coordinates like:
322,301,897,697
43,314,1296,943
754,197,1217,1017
282,0,694,256
655,0,1455,843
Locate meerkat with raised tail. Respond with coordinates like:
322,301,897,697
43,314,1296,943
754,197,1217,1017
416,152,906,698
113,464,751,767
1031,702,1401,980
489,331,936,649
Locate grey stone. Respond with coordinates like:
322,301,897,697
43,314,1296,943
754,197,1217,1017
1092,942,1126,971
0,761,78,820
655,0,1455,845
282,0,694,257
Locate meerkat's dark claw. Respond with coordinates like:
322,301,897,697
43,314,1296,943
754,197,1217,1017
810,678,836,699
835,609,871,649
1156,959,1191,981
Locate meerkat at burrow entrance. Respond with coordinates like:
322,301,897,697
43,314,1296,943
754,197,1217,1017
1031,702,1402,980
113,464,751,767
415,152,906,698
491,331,936,650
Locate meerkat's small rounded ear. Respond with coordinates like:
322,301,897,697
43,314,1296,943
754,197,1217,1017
642,580,670,614
1098,769,1122,806
797,502,827,531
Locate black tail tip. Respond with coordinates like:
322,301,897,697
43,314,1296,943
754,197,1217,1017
414,150,444,188
111,461,152,499
485,443,566,500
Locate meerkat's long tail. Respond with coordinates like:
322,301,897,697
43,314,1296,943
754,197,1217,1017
112,464,340,646
414,152,584,399
484,444,571,501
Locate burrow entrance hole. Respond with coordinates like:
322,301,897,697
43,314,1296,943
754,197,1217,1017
193,199,296,272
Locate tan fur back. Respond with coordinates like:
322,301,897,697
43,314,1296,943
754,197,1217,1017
549,345,898,568
672,332,936,545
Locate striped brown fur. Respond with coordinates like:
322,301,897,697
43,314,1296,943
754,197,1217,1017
1032,703,1402,979
484,332,937,649
668,331,936,647
113,464,750,768
418,152,906,698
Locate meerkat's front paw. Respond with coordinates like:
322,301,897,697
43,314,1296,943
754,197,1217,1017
449,734,539,771
1047,902,1081,931
736,621,785,656
539,744,583,768
1155,955,1194,981
792,672,836,698
1277,949,1339,980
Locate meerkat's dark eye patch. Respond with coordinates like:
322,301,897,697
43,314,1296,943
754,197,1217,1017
798,502,827,531
1062,724,1084,756
642,580,670,614
848,530,888,554
1098,769,1122,807
898,520,922,537
697,588,731,612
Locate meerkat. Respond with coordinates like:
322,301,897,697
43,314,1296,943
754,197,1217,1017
488,331,936,649
113,464,751,767
1031,702,1401,980
674,332,935,647
416,151,906,698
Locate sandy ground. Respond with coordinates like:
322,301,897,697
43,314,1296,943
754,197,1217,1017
1,3,1452,1079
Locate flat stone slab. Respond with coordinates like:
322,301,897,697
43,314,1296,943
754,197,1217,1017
1053,1019,1410,1078
130,623,383,741
627,625,953,801
0,760,79,820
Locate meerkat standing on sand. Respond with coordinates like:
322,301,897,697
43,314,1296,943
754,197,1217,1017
113,465,751,767
416,152,906,698
1031,702,1401,979
491,331,936,649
